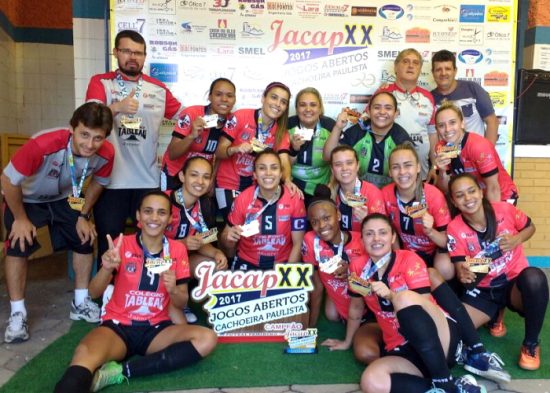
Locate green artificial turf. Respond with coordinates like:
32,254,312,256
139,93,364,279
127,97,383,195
1,309,548,392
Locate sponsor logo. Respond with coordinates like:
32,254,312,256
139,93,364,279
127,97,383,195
459,5,484,23
152,17,176,26
238,46,266,55
114,0,145,9
209,19,237,40
266,1,293,15
324,4,349,17
350,94,372,104
239,0,265,16
296,0,321,18
152,27,177,37
351,6,376,16
432,26,458,42
117,18,146,33
380,26,402,42
459,25,483,45
486,31,510,41
378,4,404,20
149,39,178,59
487,6,510,22
406,27,430,43
209,0,236,12
484,71,508,86
458,49,483,64
150,63,178,83
322,92,349,105
241,22,264,37
210,45,235,55
178,0,207,10
489,91,507,107
180,21,207,33
149,0,176,13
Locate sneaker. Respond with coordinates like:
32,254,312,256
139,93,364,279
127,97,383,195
518,342,541,370
184,306,198,324
91,361,127,392
100,284,114,318
464,351,511,383
488,309,506,337
70,296,100,323
454,340,467,366
454,375,487,393
4,312,29,343
425,386,446,393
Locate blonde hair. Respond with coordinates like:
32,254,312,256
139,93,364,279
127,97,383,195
394,48,423,66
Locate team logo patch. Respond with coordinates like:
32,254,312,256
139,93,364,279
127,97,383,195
447,235,457,252
241,132,250,141
126,262,137,273
178,114,191,129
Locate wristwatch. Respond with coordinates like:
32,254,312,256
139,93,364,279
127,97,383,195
79,212,92,220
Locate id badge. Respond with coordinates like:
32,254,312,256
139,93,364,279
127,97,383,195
68,196,85,212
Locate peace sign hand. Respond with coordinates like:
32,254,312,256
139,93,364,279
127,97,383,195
101,234,123,272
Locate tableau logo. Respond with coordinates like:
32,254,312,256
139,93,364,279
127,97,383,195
268,19,372,55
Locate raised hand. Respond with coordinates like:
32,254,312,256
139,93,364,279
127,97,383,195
116,88,139,114
101,234,123,272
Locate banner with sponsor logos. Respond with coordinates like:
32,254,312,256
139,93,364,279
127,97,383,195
110,0,518,169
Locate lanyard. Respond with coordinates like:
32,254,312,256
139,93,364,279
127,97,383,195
257,111,274,144
314,231,344,264
141,235,171,260
66,138,89,198
396,187,426,216
338,178,362,205
245,186,281,224
360,251,392,280
116,71,143,99
175,188,208,233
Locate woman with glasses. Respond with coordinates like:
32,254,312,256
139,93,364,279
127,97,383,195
160,78,236,191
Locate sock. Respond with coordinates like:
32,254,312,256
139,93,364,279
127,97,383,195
123,341,202,378
390,373,432,393
10,299,26,317
74,289,89,306
432,281,485,355
54,365,93,393
516,267,549,345
396,305,453,391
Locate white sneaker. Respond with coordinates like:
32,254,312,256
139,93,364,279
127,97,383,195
5,312,29,343
70,296,100,323
100,284,114,318
184,307,198,324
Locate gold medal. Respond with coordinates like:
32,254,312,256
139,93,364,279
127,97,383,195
120,115,142,129
405,203,427,219
68,196,85,211
348,272,372,296
200,228,218,244
466,256,492,273
145,257,172,274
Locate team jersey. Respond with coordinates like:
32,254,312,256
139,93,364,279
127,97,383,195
288,115,335,196
228,185,306,269
349,250,433,351
86,70,183,189
376,84,436,180
437,132,518,201
2,128,114,203
447,202,531,289
382,183,450,256
103,233,190,326
302,230,365,320
340,119,412,188
216,109,291,191
161,105,226,179
335,180,387,232
165,189,216,239
431,80,495,137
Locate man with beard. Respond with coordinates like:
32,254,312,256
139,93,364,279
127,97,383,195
86,30,184,264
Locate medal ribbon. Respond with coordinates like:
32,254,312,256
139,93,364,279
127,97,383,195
360,251,392,280
141,235,171,261
175,188,209,233
257,111,274,144
66,138,89,198
314,231,344,264
115,71,143,120
244,186,281,224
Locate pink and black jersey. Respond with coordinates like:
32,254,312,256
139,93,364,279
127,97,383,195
2,128,114,203
86,70,183,189
382,183,450,256
349,250,433,351
228,185,306,269
302,230,365,320
336,180,386,232
437,132,518,201
103,233,190,326
161,105,226,179
165,190,215,239
216,109,291,191
447,202,530,288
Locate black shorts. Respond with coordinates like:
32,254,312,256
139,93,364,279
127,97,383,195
461,280,522,320
101,320,173,359
384,317,460,378
3,199,93,257
231,256,265,271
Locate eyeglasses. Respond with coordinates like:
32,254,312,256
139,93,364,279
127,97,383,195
116,48,146,57
401,58,421,66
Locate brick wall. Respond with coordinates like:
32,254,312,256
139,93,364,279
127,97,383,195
514,157,550,256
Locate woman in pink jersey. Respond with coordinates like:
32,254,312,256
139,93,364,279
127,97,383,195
329,145,386,232
383,142,454,279
215,81,301,220
447,173,548,371
323,213,485,393
161,78,236,190
434,102,518,203
55,191,217,393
